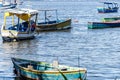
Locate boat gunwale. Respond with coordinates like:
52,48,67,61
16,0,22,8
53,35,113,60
37,19,71,26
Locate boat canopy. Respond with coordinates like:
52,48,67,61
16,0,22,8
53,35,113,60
100,2,119,9
38,9,58,23
103,2,118,5
103,2,118,7
4,8,38,21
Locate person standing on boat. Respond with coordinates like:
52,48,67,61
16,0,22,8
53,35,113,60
31,21,36,31
14,0,17,4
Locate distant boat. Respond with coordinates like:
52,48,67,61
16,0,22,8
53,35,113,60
88,20,120,29
102,16,120,22
11,57,87,80
36,9,71,31
97,2,119,13
1,8,38,42
0,0,17,9
16,0,23,5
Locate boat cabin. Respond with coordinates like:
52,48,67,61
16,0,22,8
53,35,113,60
103,2,119,9
3,8,38,32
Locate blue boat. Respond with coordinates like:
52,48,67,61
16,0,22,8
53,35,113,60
97,2,119,13
11,57,87,80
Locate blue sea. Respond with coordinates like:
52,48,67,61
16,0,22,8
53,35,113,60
0,0,120,80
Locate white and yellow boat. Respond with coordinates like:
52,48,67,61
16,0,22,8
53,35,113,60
1,8,38,42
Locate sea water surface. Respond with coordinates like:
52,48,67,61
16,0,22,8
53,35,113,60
0,0,120,80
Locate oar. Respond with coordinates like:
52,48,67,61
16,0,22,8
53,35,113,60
57,68,68,80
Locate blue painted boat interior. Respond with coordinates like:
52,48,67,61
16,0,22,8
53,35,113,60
8,21,35,32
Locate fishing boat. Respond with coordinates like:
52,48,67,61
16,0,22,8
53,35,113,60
36,9,71,31
88,20,120,29
1,8,38,42
11,57,87,80
0,0,17,9
102,16,120,22
97,2,119,13
16,0,23,5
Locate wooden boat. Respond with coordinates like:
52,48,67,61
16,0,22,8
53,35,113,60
88,20,120,29
1,8,38,42
97,2,119,13
11,57,87,80
102,17,120,22
36,9,71,31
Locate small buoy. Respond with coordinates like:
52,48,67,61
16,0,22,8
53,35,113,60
13,39,16,42
74,20,79,23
